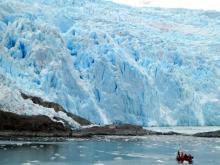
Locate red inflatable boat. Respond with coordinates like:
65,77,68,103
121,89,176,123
176,150,193,164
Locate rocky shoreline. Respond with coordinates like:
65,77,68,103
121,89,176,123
0,127,182,138
0,110,183,138
0,95,219,138
0,127,219,138
193,130,220,138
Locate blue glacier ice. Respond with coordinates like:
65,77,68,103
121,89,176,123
0,0,220,126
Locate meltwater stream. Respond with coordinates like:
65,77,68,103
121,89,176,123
0,136,220,165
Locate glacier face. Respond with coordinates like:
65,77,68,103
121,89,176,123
0,0,220,126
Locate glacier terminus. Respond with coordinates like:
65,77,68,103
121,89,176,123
0,0,220,127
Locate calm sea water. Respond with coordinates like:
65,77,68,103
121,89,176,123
0,136,220,165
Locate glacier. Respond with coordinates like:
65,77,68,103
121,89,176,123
111,0,220,11
0,0,220,126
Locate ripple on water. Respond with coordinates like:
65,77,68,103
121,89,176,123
30,146,38,149
54,153,60,157
50,156,56,160
17,143,23,146
111,151,120,155
117,145,123,149
156,159,164,163
80,154,86,157
94,161,105,165
60,156,66,160
78,145,86,149
114,157,123,160
125,153,147,158
29,160,40,163
39,145,44,148
22,163,32,165
214,146,220,150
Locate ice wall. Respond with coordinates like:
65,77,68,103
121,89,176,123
0,0,219,126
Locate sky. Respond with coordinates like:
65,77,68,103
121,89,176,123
111,0,220,11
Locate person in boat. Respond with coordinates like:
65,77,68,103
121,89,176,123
176,150,193,163
184,153,188,160
177,150,180,157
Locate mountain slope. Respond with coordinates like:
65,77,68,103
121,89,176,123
0,0,220,126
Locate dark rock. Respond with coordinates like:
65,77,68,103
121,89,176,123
0,110,71,137
0,131,71,137
72,124,160,137
161,131,182,135
65,112,92,126
193,130,220,138
20,92,63,112
20,92,92,126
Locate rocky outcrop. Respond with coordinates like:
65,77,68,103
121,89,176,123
0,110,71,137
0,110,157,137
0,111,154,137
20,92,92,126
0,109,183,137
193,130,220,138
72,124,162,137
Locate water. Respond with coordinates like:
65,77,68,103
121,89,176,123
0,136,220,165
